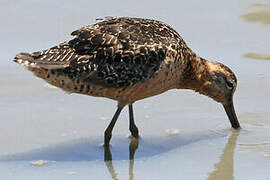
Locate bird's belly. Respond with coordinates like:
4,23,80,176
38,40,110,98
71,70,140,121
30,68,115,97
31,67,178,105
108,71,178,104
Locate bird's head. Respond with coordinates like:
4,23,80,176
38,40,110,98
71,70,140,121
198,61,240,129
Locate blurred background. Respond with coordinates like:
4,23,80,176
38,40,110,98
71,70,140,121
0,0,270,179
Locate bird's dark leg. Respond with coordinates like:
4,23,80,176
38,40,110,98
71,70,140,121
128,104,139,138
104,105,124,146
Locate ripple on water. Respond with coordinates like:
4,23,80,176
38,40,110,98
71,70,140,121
243,53,270,61
241,3,270,25
237,112,270,156
241,3,270,61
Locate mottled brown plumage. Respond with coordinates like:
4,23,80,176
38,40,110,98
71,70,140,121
14,17,240,146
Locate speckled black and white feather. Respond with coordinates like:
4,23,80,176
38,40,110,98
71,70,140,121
15,17,188,88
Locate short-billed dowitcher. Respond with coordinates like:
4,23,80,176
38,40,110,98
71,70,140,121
14,17,240,146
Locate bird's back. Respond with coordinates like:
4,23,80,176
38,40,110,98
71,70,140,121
14,17,192,103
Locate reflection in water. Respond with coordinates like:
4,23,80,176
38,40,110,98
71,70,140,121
207,130,239,180
241,3,270,25
104,137,139,180
103,132,239,180
0,131,229,178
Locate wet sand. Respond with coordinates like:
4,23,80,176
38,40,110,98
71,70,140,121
1,0,270,179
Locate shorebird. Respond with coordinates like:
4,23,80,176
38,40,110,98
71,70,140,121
14,17,240,146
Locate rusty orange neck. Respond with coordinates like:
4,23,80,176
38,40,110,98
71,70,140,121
178,55,210,92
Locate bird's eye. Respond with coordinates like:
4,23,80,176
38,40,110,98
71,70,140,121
226,81,234,89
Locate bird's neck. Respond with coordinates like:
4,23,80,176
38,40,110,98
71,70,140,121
179,55,210,92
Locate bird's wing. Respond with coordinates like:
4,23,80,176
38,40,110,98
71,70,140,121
16,17,179,88
65,17,174,88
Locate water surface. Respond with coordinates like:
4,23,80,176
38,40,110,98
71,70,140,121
1,0,270,179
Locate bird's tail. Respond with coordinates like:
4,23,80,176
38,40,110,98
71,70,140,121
14,53,38,68
14,41,73,70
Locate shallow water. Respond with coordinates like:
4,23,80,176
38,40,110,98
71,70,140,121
1,0,270,179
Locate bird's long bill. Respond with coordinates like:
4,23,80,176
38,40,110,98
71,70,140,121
223,100,241,129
